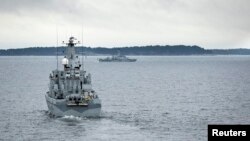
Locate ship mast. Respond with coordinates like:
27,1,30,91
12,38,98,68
67,37,76,68
56,26,58,70
81,25,84,70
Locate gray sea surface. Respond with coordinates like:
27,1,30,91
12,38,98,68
0,56,250,141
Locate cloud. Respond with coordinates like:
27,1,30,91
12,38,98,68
0,0,250,49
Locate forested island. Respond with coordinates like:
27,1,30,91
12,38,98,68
0,45,249,56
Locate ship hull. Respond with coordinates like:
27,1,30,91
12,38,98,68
45,94,101,117
99,59,137,62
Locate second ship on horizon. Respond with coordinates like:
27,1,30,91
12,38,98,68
98,51,137,62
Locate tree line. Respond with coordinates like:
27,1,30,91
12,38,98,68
0,45,249,56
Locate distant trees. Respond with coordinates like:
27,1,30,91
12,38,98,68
0,45,249,56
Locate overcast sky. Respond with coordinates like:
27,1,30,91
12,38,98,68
0,0,249,49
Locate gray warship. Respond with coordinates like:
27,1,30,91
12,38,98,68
98,51,137,62
45,37,101,117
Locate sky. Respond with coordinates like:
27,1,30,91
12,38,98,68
0,0,250,49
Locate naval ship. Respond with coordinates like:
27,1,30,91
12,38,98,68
98,51,136,62
45,37,101,117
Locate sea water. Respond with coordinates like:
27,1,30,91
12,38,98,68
0,56,250,141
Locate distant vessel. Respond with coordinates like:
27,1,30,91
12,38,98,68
45,37,101,117
98,51,137,62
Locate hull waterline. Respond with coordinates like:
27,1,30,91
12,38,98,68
45,94,101,117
